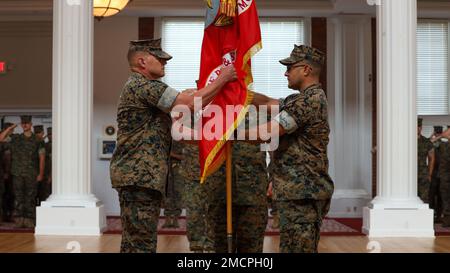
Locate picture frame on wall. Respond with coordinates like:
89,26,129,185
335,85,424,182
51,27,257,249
98,138,116,160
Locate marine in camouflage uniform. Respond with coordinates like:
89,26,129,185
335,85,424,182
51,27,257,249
0,123,15,222
267,152,279,229
206,113,270,253
438,133,450,227
249,45,334,253
180,142,215,252
5,116,45,228
417,120,434,203
33,125,45,142
0,137,6,222
208,143,269,253
109,38,236,253
428,125,441,218
39,127,52,204
33,125,46,206
162,140,184,228
110,40,176,253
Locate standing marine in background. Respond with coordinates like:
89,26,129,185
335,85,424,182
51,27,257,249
5,116,45,228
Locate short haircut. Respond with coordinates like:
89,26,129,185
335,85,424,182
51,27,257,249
127,48,150,67
303,59,322,76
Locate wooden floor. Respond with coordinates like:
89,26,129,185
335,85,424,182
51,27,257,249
1,234,450,253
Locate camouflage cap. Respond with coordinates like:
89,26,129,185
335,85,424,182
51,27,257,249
33,125,44,134
47,127,52,134
280,45,325,66
20,115,32,123
129,38,172,60
418,118,423,127
435,126,443,134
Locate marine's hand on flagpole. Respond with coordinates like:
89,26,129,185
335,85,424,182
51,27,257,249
182,88,197,96
267,182,273,198
218,65,237,84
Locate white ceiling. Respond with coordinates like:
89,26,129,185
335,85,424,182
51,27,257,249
0,0,449,20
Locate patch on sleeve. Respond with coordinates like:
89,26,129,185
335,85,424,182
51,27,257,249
157,86,179,113
274,110,298,134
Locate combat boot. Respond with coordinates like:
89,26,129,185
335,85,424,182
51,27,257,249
23,218,35,228
163,216,175,228
435,215,442,224
442,216,450,227
14,217,24,228
171,216,180,228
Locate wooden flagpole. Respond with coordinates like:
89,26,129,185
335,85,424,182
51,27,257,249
226,141,233,253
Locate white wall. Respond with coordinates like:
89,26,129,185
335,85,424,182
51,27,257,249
92,16,139,216
0,21,52,109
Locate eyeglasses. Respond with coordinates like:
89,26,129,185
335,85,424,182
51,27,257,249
286,64,306,73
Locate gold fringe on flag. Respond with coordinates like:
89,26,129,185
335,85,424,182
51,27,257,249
205,0,213,9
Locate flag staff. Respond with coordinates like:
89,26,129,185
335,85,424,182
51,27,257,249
226,141,233,253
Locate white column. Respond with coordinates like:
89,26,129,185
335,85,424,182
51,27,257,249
362,0,434,237
35,0,106,236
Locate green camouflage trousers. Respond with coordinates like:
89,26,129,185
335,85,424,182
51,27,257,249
418,177,430,203
117,187,162,253
0,177,4,220
429,177,442,217
13,175,38,219
163,165,183,218
268,197,278,216
278,199,330,253
209,204,268,253
440,176,450,225
38,180,52,205
183,180,214,251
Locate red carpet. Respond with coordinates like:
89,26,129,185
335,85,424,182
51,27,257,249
103,216,364,236
2,217,450,236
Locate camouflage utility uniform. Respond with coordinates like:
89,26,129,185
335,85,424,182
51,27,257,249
273,83,334,253
271,45,334,253
438,141,450,226
39,138,52,203
6,133,45,224
181,143,215,252
0,142,6,221
162,140,184,228
418,135,433,203
110,39,178,253
208,139,269,253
